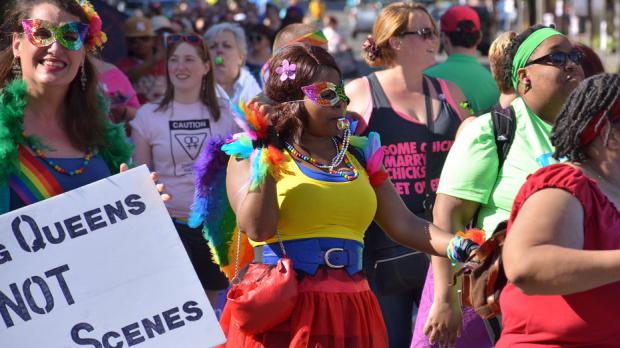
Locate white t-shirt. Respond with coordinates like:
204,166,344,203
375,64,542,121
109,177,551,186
216,67,262,107
131,100,239,218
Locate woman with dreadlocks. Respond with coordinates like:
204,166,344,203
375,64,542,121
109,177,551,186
498,73,620,346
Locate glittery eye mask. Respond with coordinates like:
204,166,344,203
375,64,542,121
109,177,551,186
21,19,89,51
301,81,350,107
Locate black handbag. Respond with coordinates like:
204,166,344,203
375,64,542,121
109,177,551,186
373,246,430,295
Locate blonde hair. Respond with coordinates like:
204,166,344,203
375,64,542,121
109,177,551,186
363,2,435,67
488,31,517,93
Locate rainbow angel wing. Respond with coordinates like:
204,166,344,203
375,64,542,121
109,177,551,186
189,101,286,279
350,132,389,187
189,138,254,280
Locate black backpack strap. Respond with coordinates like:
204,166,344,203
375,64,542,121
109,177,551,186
469,104,516,228
490,104,516,170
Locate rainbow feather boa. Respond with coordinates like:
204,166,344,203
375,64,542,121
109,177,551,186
222,102,286,190
189,101,287,279
188,137,252,280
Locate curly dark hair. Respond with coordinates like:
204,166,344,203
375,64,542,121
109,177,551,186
552,73,620,162
501,24,550,91
264,44,341,143
574,42,605,78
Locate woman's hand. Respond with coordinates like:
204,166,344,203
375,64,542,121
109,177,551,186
119,163,171,202
423,299,462,348
248,98,274,117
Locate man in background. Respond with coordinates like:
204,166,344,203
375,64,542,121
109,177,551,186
425,6,499,115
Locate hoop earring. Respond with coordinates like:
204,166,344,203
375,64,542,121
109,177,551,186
12,58,22,80
80,64,87,91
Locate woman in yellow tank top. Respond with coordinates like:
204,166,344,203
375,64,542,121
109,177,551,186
215,44,479,347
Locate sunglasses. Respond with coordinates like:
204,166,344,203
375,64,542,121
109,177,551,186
525,49,584,68
248,33,266,42
400,27,437,40
21,19,89,51
301,81,350,107
165,34,203,48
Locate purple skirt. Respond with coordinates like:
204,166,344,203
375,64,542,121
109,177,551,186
410,265,493,348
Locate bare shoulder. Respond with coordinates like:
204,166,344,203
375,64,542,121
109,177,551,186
443,80,465,101
345,76,369,97
345,76,370,115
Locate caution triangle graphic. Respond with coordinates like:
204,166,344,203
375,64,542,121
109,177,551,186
174,132,207,160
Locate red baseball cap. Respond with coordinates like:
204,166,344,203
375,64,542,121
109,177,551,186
440,6,480,33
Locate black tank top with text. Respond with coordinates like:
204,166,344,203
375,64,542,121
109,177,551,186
363,73,461,250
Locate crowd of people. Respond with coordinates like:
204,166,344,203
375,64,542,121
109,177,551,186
1,0,618,347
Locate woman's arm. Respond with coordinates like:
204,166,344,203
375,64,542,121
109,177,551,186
423,193,480,346
504,188,620,295
226,157,279,242
373,179,453,256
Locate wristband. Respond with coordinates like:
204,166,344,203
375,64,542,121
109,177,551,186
447,228,484,264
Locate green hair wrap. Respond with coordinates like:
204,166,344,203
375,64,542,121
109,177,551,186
511,27,563,89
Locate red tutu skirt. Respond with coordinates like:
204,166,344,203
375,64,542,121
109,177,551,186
219,268,388,347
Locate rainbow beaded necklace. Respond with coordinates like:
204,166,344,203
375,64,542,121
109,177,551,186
24,134,93,176
284,141,359,181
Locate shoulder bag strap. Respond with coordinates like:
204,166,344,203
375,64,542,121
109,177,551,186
422,77,436,217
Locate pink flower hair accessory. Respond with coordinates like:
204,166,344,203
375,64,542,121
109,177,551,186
78,0,107,52
275,59,296,81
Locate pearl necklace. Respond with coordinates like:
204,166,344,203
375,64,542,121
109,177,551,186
329,128,351,170
284,140,359,181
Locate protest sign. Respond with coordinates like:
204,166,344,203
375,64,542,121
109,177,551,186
0,166,226,347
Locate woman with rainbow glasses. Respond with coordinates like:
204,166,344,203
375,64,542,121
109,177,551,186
0,1,168,212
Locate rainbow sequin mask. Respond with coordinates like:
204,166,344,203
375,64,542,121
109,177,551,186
21,19,89,51
301,82,350,107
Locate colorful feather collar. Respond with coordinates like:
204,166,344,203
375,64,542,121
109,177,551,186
0,79,133,186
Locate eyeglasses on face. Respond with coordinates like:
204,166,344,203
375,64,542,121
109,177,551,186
248,33,266,42
400,27,437,40
525,49,584,68
165,34,203,48
21,19,89,51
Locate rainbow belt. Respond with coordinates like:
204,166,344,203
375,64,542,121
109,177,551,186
8,145,64,206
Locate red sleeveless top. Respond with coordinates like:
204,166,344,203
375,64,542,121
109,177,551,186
498,164,620,347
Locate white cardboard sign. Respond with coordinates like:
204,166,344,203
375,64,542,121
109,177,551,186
0,166,225,347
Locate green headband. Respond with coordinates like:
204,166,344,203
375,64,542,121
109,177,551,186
511,28,563,89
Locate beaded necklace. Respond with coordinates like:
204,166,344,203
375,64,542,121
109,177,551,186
285,141,359,181
24,134,93,176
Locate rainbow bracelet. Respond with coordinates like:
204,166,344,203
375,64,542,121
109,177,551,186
447,228,485,265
